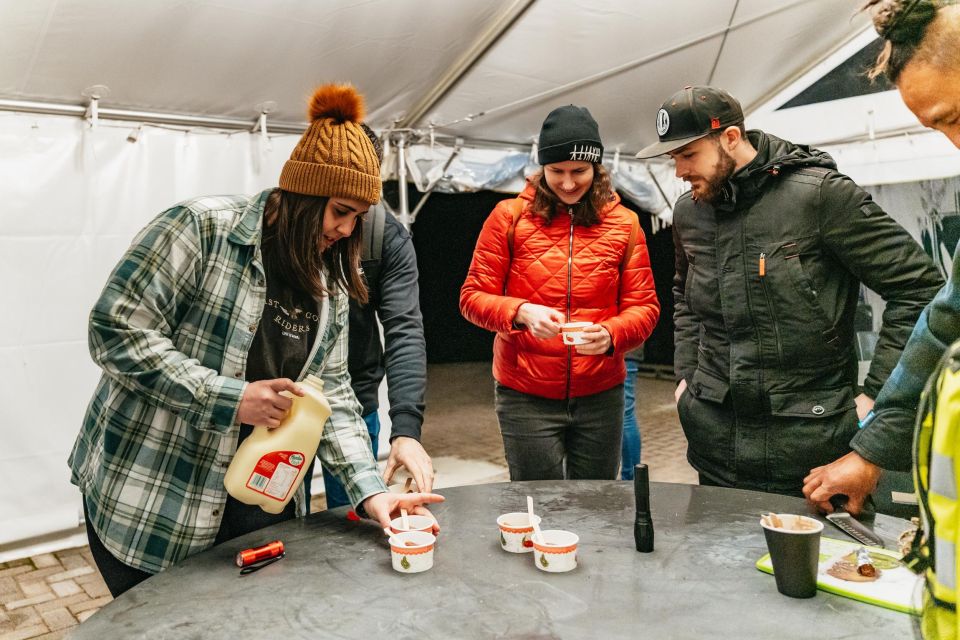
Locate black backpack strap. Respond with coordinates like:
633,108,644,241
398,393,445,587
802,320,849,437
505,198,524,261
362,204,387,262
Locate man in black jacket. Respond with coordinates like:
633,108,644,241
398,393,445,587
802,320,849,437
636,86,942,496
313,204,432,509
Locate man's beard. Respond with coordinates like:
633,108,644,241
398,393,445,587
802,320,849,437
690,145,737,204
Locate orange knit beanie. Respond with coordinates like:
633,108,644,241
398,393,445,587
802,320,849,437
279,84,381,204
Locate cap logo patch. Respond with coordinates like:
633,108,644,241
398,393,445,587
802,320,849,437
569,144,601,162
711,118,721,129
656,109,670,136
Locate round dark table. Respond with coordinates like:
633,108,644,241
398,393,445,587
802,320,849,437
71,481,918,639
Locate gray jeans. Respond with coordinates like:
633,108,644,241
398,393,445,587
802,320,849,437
494,383,624,481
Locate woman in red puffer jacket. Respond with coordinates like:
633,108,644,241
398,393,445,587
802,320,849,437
460,104,660,481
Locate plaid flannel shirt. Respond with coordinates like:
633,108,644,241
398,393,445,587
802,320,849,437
854,242,960,471
69,189,386,573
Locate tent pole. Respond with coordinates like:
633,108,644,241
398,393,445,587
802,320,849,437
0,98,307,134
396,0,536,129
396,134,411,228
644,163,675,215
432,0,811,131
408,140,464,224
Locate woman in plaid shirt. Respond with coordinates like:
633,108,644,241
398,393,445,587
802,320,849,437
69,84,442,596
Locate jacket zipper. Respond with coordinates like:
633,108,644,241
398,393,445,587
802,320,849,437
565,214,574,399
739,225,764,388
757,252,784,371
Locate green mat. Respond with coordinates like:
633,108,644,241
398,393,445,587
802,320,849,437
756,536,922,615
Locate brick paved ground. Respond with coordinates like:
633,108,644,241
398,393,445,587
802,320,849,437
1,365,693,639
0,547,110,639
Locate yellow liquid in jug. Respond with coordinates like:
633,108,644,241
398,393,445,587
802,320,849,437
223,374,330,514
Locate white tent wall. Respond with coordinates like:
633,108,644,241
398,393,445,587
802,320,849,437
0,112,302,557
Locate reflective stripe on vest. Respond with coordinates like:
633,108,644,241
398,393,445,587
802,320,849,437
932,451,959,500
937,536,958,592
925,356,960,610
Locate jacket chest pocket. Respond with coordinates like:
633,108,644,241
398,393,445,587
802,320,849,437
752,238,839,368
684,245,720,318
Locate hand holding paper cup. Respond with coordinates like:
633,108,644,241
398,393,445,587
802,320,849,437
760,513,823,598
560,321,592,345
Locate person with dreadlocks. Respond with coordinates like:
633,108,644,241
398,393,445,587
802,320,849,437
804,0,960,515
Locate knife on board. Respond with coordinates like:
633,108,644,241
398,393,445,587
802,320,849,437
826,495,884,548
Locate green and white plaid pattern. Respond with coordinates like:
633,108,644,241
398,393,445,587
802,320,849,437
69,189,386,573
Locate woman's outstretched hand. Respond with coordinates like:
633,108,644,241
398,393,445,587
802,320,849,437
361,491,445,534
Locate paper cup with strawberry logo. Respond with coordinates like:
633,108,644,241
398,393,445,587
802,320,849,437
497,512,541,553
388,531,435,573
532,530,579,572
560,321,592,345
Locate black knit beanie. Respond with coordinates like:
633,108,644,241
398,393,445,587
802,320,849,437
537,105,604,165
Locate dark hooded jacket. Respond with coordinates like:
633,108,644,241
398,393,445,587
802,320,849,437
673,131,941,486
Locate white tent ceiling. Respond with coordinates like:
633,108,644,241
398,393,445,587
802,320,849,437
2,0,876,151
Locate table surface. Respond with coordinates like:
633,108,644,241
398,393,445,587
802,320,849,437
72,481,918,639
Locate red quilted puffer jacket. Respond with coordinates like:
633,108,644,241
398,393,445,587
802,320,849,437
460,183,660,399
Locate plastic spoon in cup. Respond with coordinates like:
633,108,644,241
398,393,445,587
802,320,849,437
398,478,413,530
527,495,548,545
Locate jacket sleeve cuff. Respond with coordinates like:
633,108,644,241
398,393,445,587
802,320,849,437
183,376,246,432
860,380,881,400
388,412,423,441
850,408,915,472
507,299,529,333
349,473,389,511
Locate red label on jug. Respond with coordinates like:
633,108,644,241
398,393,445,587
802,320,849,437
245,451,306,502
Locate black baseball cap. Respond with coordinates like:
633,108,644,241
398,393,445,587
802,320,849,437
635,86,744,159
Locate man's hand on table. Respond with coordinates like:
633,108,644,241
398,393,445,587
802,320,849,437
383,436,435,494
802,450,881,516
361,491,444,534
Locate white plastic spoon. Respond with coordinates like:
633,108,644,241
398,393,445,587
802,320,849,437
527,495,546,545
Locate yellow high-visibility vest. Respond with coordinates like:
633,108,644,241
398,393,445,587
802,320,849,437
912,340,960,639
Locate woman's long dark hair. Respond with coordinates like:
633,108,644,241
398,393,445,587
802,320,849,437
529,163,614,226
261,189,368,304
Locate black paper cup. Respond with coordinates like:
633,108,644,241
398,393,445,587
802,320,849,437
760,514,823,598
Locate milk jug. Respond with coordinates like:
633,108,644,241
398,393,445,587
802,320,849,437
224,374,330,514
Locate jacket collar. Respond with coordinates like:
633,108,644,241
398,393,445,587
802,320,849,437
518,179,621,217
229,188,273,246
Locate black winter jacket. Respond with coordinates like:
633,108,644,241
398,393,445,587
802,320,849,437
348,210,426,441
673,131,941,418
